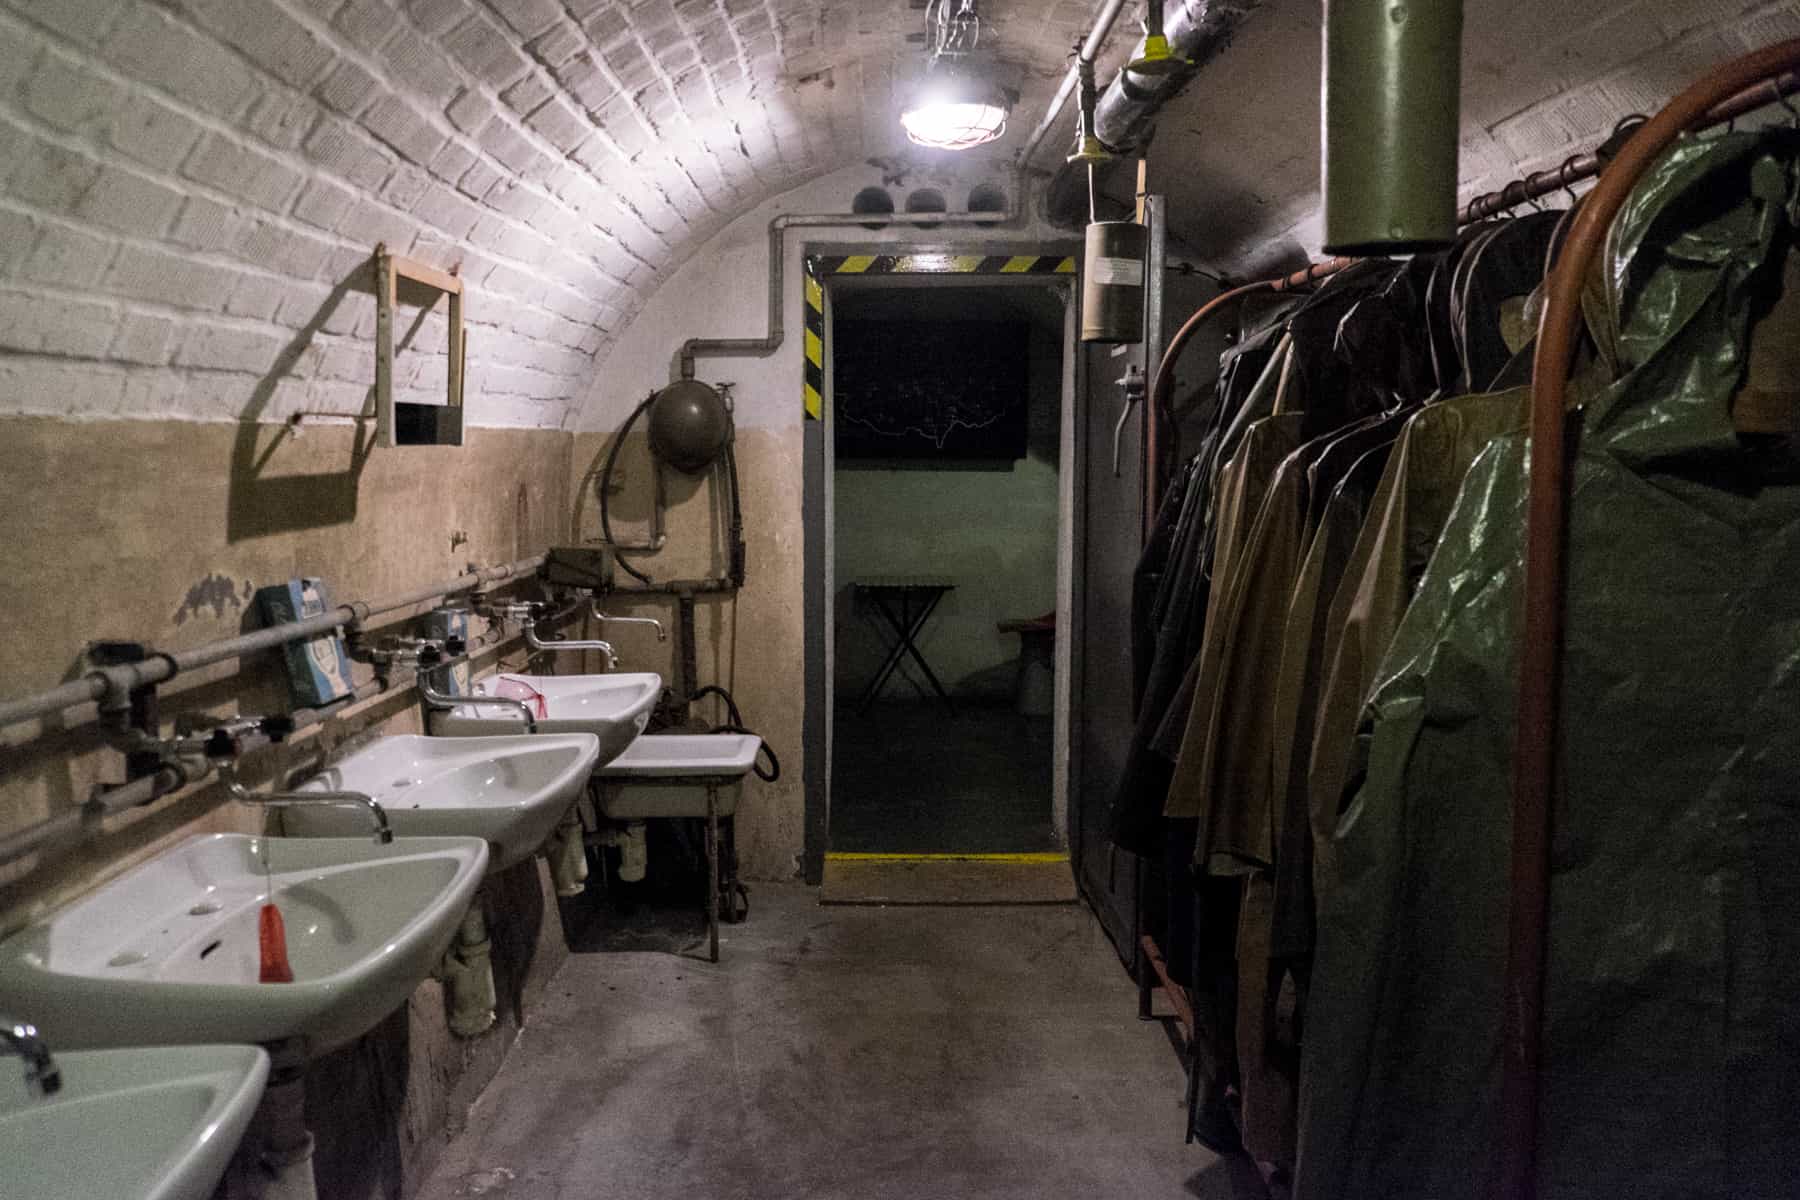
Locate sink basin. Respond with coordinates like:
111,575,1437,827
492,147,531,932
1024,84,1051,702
428,672,661,763
0,833,488,1055
284,734,601,872
0,1044,268,1200
594,733,762,820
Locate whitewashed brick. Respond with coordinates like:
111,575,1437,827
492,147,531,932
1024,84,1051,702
362,93,443,164
22,222,115,287
302,117,394,190
100,7,259,118
179,0,335,89
182,134,305,210
292,175,355,229
443,15,531,89
7,136,100,210
315,57,382,116
22,48,125,132
74,163,183,236
226,273,287,321
107,310,177,364
169,195,248,252
105,92,205,169
175,323,285,372
7,0,126,46
0,290,115,356
103,243,238,310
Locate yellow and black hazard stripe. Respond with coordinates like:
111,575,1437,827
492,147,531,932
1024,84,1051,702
801,252,1074,419
810,252,1075,276
803,258,824,421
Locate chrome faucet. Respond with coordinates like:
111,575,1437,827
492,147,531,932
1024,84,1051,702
1,1016,61,1097
589,603,667,642
524,622,618,669
223,766,392,844
417,669,540,732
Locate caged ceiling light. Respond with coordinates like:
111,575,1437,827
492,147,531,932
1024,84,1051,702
900,0,1012,151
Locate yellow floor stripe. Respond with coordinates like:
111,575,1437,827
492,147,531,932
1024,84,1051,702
838,254,876,274
1055,256,1076,272
804,327,822,367
952,254,986,271
825,852,1069,864
1000,255,1037,273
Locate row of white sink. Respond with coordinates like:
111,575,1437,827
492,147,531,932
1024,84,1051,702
0,669,762,1200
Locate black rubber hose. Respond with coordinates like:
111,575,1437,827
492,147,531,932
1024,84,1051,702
689,684,779,782
598,392,659,585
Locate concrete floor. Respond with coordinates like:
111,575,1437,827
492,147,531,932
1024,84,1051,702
831,699,1058,853
414,885,1263,1200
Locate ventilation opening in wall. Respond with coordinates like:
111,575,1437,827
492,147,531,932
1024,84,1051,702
967,183,1007,213
905,188,946,229
853,186,896,230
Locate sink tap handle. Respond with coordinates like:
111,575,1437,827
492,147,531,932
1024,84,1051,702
0,1015,61,1098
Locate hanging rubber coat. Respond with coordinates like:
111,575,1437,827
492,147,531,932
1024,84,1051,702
1296,130,1800,1199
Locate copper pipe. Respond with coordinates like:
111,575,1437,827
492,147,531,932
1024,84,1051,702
1138,60,1800,520
1144,280,1277,513
1464,68,1800,223
1499,37,1800,1200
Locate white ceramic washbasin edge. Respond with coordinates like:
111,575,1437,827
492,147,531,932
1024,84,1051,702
595,733,762,778
0,1043,269,1200
0,833,489,1056
428,672,661,764
285,733,601,871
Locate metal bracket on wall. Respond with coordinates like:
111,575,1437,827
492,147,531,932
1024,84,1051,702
374,244,466,447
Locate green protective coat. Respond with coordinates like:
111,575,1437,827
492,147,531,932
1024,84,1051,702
1296,130,1800,1198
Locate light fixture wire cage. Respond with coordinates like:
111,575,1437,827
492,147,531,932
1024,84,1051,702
903,0,1010,150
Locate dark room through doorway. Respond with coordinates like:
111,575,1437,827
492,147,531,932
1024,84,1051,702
828,283,1066,856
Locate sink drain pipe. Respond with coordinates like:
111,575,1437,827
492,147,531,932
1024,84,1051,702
547,807,590,897
437,903,497,1038
225,1039,316,1200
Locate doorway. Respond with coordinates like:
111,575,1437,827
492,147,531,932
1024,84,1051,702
821,276,1073,861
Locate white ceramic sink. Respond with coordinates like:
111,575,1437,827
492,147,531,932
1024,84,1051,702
428,672,661,763
0,1043,268,1200
0,833,488,1056
596,734,762,779
594,733,762,820
284,734,600,872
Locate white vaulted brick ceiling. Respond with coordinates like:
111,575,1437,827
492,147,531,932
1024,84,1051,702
0,0,1107,427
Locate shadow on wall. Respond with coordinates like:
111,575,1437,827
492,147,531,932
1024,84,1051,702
226,262,441,544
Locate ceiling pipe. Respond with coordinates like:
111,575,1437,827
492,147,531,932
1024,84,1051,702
1091,0,1260,151
676,167,1026,381
1016,0,1131,168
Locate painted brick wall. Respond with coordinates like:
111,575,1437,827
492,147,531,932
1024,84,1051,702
0,0,1104,429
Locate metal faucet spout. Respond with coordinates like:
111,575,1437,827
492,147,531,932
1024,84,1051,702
1,1016,61,1097
225,771,392,843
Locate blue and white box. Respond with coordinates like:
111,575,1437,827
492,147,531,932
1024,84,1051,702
256,578,356,709
425,606,471,695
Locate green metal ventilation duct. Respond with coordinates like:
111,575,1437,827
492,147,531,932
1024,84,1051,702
1322,0,1465,254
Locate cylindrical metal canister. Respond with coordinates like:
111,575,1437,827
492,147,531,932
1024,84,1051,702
1323,0,1464,254
1082,220,1147,343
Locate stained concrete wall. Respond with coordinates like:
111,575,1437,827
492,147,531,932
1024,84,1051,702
0,416,575,1199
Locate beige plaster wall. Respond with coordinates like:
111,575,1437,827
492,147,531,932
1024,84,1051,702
570,427,805,881
0,415,576,1198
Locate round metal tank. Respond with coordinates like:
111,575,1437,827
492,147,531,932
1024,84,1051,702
1081,220,1146,344
648,379,732,474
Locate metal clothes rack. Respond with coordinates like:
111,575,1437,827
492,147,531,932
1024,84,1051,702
1134,39,1800,1200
